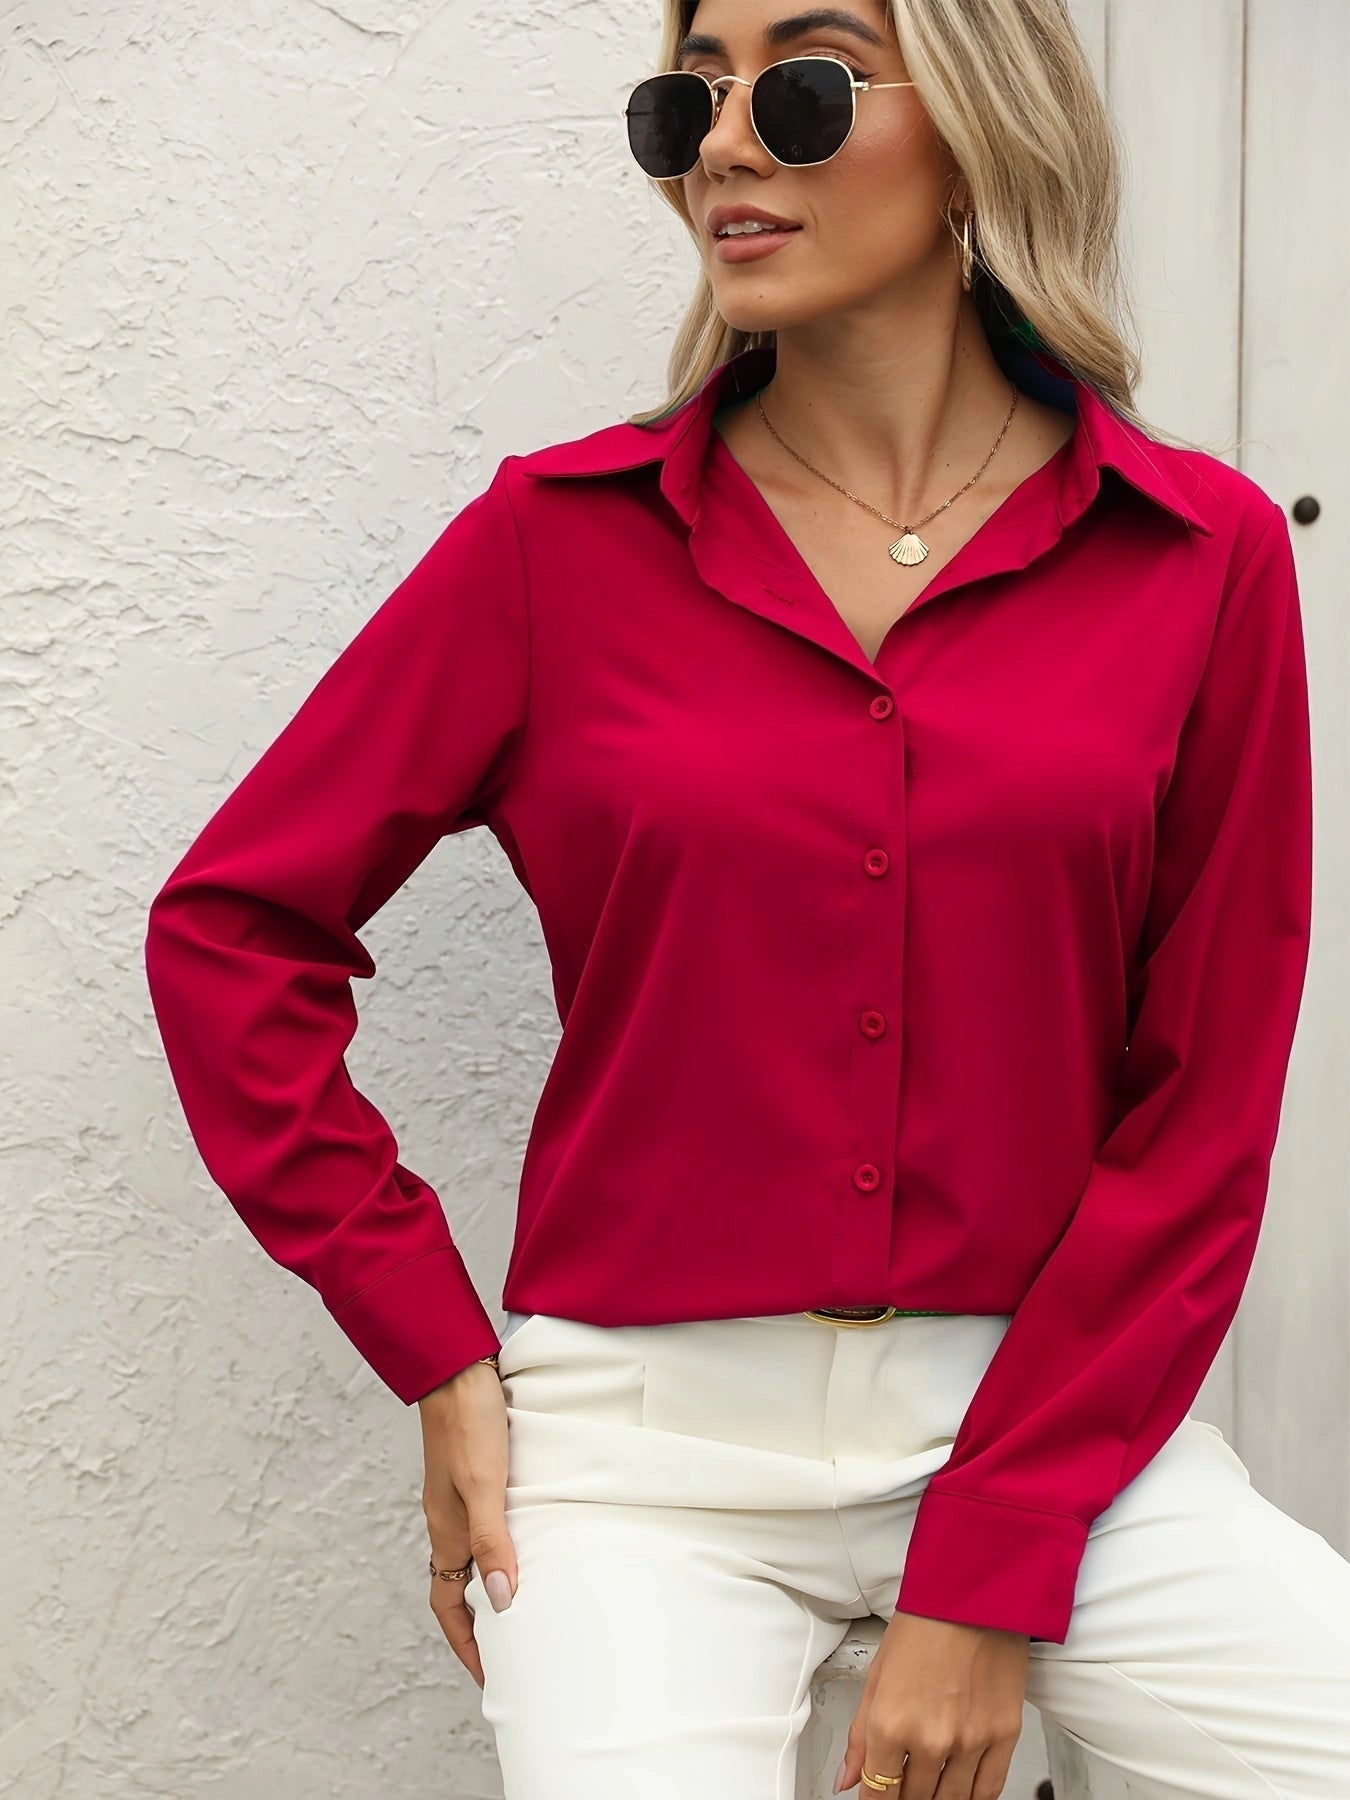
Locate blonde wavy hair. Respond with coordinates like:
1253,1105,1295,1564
625,0,1230,457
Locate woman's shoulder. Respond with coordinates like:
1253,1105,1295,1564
1131,421,1285,555
510,403,693,489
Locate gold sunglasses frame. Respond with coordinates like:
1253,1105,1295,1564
623,53,916,180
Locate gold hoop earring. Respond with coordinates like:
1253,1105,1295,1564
961,208,975,292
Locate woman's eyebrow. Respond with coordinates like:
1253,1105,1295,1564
674,9,891,66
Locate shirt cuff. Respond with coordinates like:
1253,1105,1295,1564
329,1244,501,1404
894,1485,1090,1644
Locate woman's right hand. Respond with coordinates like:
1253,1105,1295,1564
418,1360,518,1689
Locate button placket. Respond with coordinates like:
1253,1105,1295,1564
838,686,905,1273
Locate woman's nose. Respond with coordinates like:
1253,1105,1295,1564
699,80,767,172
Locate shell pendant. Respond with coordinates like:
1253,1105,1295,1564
888,532,929,566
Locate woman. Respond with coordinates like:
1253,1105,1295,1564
144,0,1350,1795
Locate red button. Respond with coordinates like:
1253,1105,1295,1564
869,695,894,719
859,1009,887,1038
863,848,889,876
853,1162,882,1192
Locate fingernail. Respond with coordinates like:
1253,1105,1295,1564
485,1570,513,1611
832,1756,847,1792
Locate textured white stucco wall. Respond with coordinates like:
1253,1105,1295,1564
1,3,686,1794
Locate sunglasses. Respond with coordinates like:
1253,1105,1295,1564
624,54,915,181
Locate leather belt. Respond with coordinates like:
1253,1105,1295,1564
804,1306,896,1326
802,1305,957,1327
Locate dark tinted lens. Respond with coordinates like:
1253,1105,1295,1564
626,73,713,179
754,57,854,165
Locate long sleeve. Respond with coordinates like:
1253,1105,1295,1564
144,456,529,1405
894,501,1314,1643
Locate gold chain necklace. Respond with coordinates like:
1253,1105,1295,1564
753,380,1020,566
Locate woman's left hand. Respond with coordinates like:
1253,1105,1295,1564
832,1611,1030,1798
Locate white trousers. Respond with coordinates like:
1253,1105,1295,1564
462,1311,1350,1798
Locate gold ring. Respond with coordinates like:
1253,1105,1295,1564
861,1767,903,1790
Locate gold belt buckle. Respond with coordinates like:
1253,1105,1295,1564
803,1305,898,1328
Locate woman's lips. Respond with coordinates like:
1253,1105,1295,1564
712,225,803,263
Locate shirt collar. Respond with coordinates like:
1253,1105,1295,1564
519,340,1215,539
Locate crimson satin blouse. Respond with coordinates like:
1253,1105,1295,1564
144,338,1314,1643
